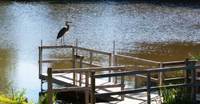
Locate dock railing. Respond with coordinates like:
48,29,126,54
91,60,199,104
46,65,133,104
39,43,200,104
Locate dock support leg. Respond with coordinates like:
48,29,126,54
147,72,151,104
121,75,125,100
47,68,53,104
91,71,96,104
72,48,76,85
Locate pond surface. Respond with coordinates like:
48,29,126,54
0,1,200,101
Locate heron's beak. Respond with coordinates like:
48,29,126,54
66,21,72,23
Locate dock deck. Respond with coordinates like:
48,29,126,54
41,73,161,104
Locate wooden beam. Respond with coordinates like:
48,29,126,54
52,65,132,73
95,65,200,78
95,83,190,96
115,54,160,64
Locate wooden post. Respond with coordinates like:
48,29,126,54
79,56,84,86
185,59,197,104
191,65,196,104
147,72,151,104
114,55,118,84
112,41,117,84
121,75,125,100
47,68,53,104
85,72,89,104
75,38,78,55
72,47,76,85
85,88,89,104
185,59,190,84
159,63,163,86
91,71,96,104
108,54,112,82
39,47,42,77
89,52,93,66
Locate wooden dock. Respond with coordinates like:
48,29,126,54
38,43,200,104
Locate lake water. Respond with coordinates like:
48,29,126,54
0,1,200,102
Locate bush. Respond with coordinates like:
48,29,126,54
161,87,192,104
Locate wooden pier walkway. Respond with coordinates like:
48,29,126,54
38,43,200,104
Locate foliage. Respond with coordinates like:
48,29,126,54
161,87,192,104
190,54,200,61
38,93,56,104
0,89,32,104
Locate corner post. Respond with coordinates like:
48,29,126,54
91,71,96,104
47,68,53,104
147,71,151,104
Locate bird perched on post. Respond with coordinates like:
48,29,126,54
57,21,72,45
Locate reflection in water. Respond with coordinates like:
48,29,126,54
129,41,200,62
0,48,15,93
0,1,200,102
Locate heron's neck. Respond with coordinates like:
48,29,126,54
64,25,69,28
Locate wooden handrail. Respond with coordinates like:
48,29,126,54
94,65,200,78
51,65,134,73
115,54,161,64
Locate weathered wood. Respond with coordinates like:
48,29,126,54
40,45,73,49
162,60,186,67
91,71,96,104
121,75,125,100
39,47,42,76
114,55,118,84
108,54,112,82
47,68,53,104
159,63,164,86
135,74,158,82
89,51,93,65
85,72,89,87
95,65,200,78
72,48,76,85
115,54,160,64
52,87,88,92
191,66,196,104
95,83,190,96
85,88,89,104
79,56,84,86
52,65,132,73
73,46,111,55
147,72,151,104
41,59,72,63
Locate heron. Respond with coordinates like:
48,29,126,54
57,21,72,45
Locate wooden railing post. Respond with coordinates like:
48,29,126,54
47,68,53,104
147,72,151,104
79,56,84,86
114,55,118,84
185,59,197,103
108,54,112,82
159,63,164,86
121,75,125,100
39,47,42,77
89,52,93,66
85,72,89,104
91,71,96,104
191,65,196,104
72,47,76,85
185,59,190,84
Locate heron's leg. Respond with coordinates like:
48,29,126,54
63,35,65,45
60,38,62,45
